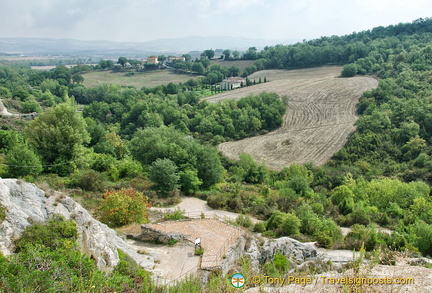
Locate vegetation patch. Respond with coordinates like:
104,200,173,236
0,204,6,222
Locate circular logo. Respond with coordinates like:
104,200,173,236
231,273,246,288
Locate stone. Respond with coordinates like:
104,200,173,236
0,179,154,272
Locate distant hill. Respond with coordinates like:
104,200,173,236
0,36,298,56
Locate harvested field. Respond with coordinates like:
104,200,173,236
205,66,378,170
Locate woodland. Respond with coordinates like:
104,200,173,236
1,18,432,292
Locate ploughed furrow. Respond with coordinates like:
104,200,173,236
206,66,378,170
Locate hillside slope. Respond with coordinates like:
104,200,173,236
206,66,378,170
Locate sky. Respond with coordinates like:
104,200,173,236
0,0,431,43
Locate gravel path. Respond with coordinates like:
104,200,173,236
151,196,260,223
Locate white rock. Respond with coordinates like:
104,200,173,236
0,178,154,272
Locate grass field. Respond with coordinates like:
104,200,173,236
82,70,202,88
205,66,378,170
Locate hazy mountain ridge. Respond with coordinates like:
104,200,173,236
0,36,298,56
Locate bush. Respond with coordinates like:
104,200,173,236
253,222,266,233
163,208,185,221
413,220,432,256
281,213,301,236
0,204,6,222
96,188,150,227
344,224,381,251
114,249,151,281
263,253,290,277
15,214,77,251
207,193,228,209
236,214,253,228
341,64,357,77
70,169,106,191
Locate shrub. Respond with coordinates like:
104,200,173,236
207,193,228,209
344,224,379,251
163,208,185,221
96,188,150,227
281,213,301,236
195,247,204,256
413,220,432,256
15,214,77,251
70,169,107,191
341,64,357,77
0,204,6,222
114,249,151,281
253,222,266,233
263,253,290,277
236,214,253,228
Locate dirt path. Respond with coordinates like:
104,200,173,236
205,66,378,170
0,99,15,116
151,196,260,223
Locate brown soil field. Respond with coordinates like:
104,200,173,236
205,66,378,170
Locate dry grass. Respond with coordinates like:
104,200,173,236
205,66,378,170
82,70,202,88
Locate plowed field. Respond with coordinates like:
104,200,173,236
205,66,378,170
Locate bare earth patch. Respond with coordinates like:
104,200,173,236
206,66,378,170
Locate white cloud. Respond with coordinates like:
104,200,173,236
0,0,430,42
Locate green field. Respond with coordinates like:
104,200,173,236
82,70,202,88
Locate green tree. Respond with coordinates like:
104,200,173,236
223,49,231,60
51,65,71,85
149,158,180,195
195,145,224,188
192,62,205,74
72,74,84,83
118,57,128,68
179,168,202,195
203,49,215,59
26,103,90,174
5,144,43,177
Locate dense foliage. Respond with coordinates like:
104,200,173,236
2,17,432,291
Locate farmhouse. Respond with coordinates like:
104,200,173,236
168,56,186,62
146,56,159,65
220,76,246,90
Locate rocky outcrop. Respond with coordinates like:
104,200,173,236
0,178,154,272
221,234,317,274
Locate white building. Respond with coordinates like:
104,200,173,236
220,77,246,90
